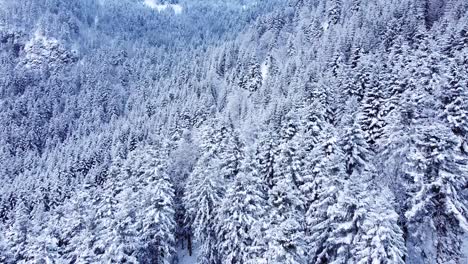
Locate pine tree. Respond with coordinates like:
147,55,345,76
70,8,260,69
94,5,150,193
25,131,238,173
351,189,406,264
218,124,244,181
216,157,268,264
240,57,263,92
5,200,30,262
256,130,279,188
324,172,373,264
184,152,225,263
0,229,13,263
312,96,378,264
263,217,308,264
408,37,441,96
439,60,468,152
272,108,305,188
305,135,347,264
404,122,468,263
380,72,431,197
275,133,302,188
306,80,337,125
167,129,198,255
59,185,100,263
339,100,372,176
27,216,62,264
379,76,468,263
301,100,328,151
116,147,177,263
344,50,370,102
298,103,331,207
263,169,307,263
184,120,251,263
359,66,387,148
140,165,176,264
93,176,138,263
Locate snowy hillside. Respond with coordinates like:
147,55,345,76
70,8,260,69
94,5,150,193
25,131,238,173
0,0,467,263
144,0,183,14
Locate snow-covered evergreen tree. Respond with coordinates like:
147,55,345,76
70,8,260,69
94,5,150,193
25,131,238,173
240,57,263,92
218,124,244,181
351,189,406,264
0,228,13,263
93,173,137,263
1,0,468,263
305,133,347,264
298,103,331,207
184,150,225,263
359,60,387,148
339,98,373,176
140,165,176,264
274,109,303,187
5,200,30,262
263,167,307,263
216,154,268,263
404,122,468,263
439,59,468,152
256,129,279,188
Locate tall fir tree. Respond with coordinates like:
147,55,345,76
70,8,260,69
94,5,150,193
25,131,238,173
184,151,225,263
305,132,347,264
351,188,406,264
216,153,268,263
404,122,468,264
140,165,176,264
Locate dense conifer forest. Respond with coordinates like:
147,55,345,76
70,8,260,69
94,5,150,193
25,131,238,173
0,0,467,263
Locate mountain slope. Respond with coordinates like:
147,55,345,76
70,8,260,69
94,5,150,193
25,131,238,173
1,0,468,263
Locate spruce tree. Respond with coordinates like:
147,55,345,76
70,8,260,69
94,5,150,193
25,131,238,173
439,60,468,153
359,65,387,148
339,99,372,176
256,130,279,188
184,152,224,263
351,189,406,264
305,134,347,264
5,200,30,262
404,123,468,263
264,167,307,263
216,157,268,263
140,165,176,264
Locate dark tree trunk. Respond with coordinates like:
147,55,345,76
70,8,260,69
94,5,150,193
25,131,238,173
187,234,193,256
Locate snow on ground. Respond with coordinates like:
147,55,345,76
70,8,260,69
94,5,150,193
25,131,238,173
144,0,183,14
176,242,198,264
322,21,329,31
241,1,258,11
261,61,269,85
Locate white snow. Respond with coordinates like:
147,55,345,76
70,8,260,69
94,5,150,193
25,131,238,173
241,2,258,11
322,21,329,31
144,0,183,15
261,61,269,85
23,31,60,69
176,242,198,264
